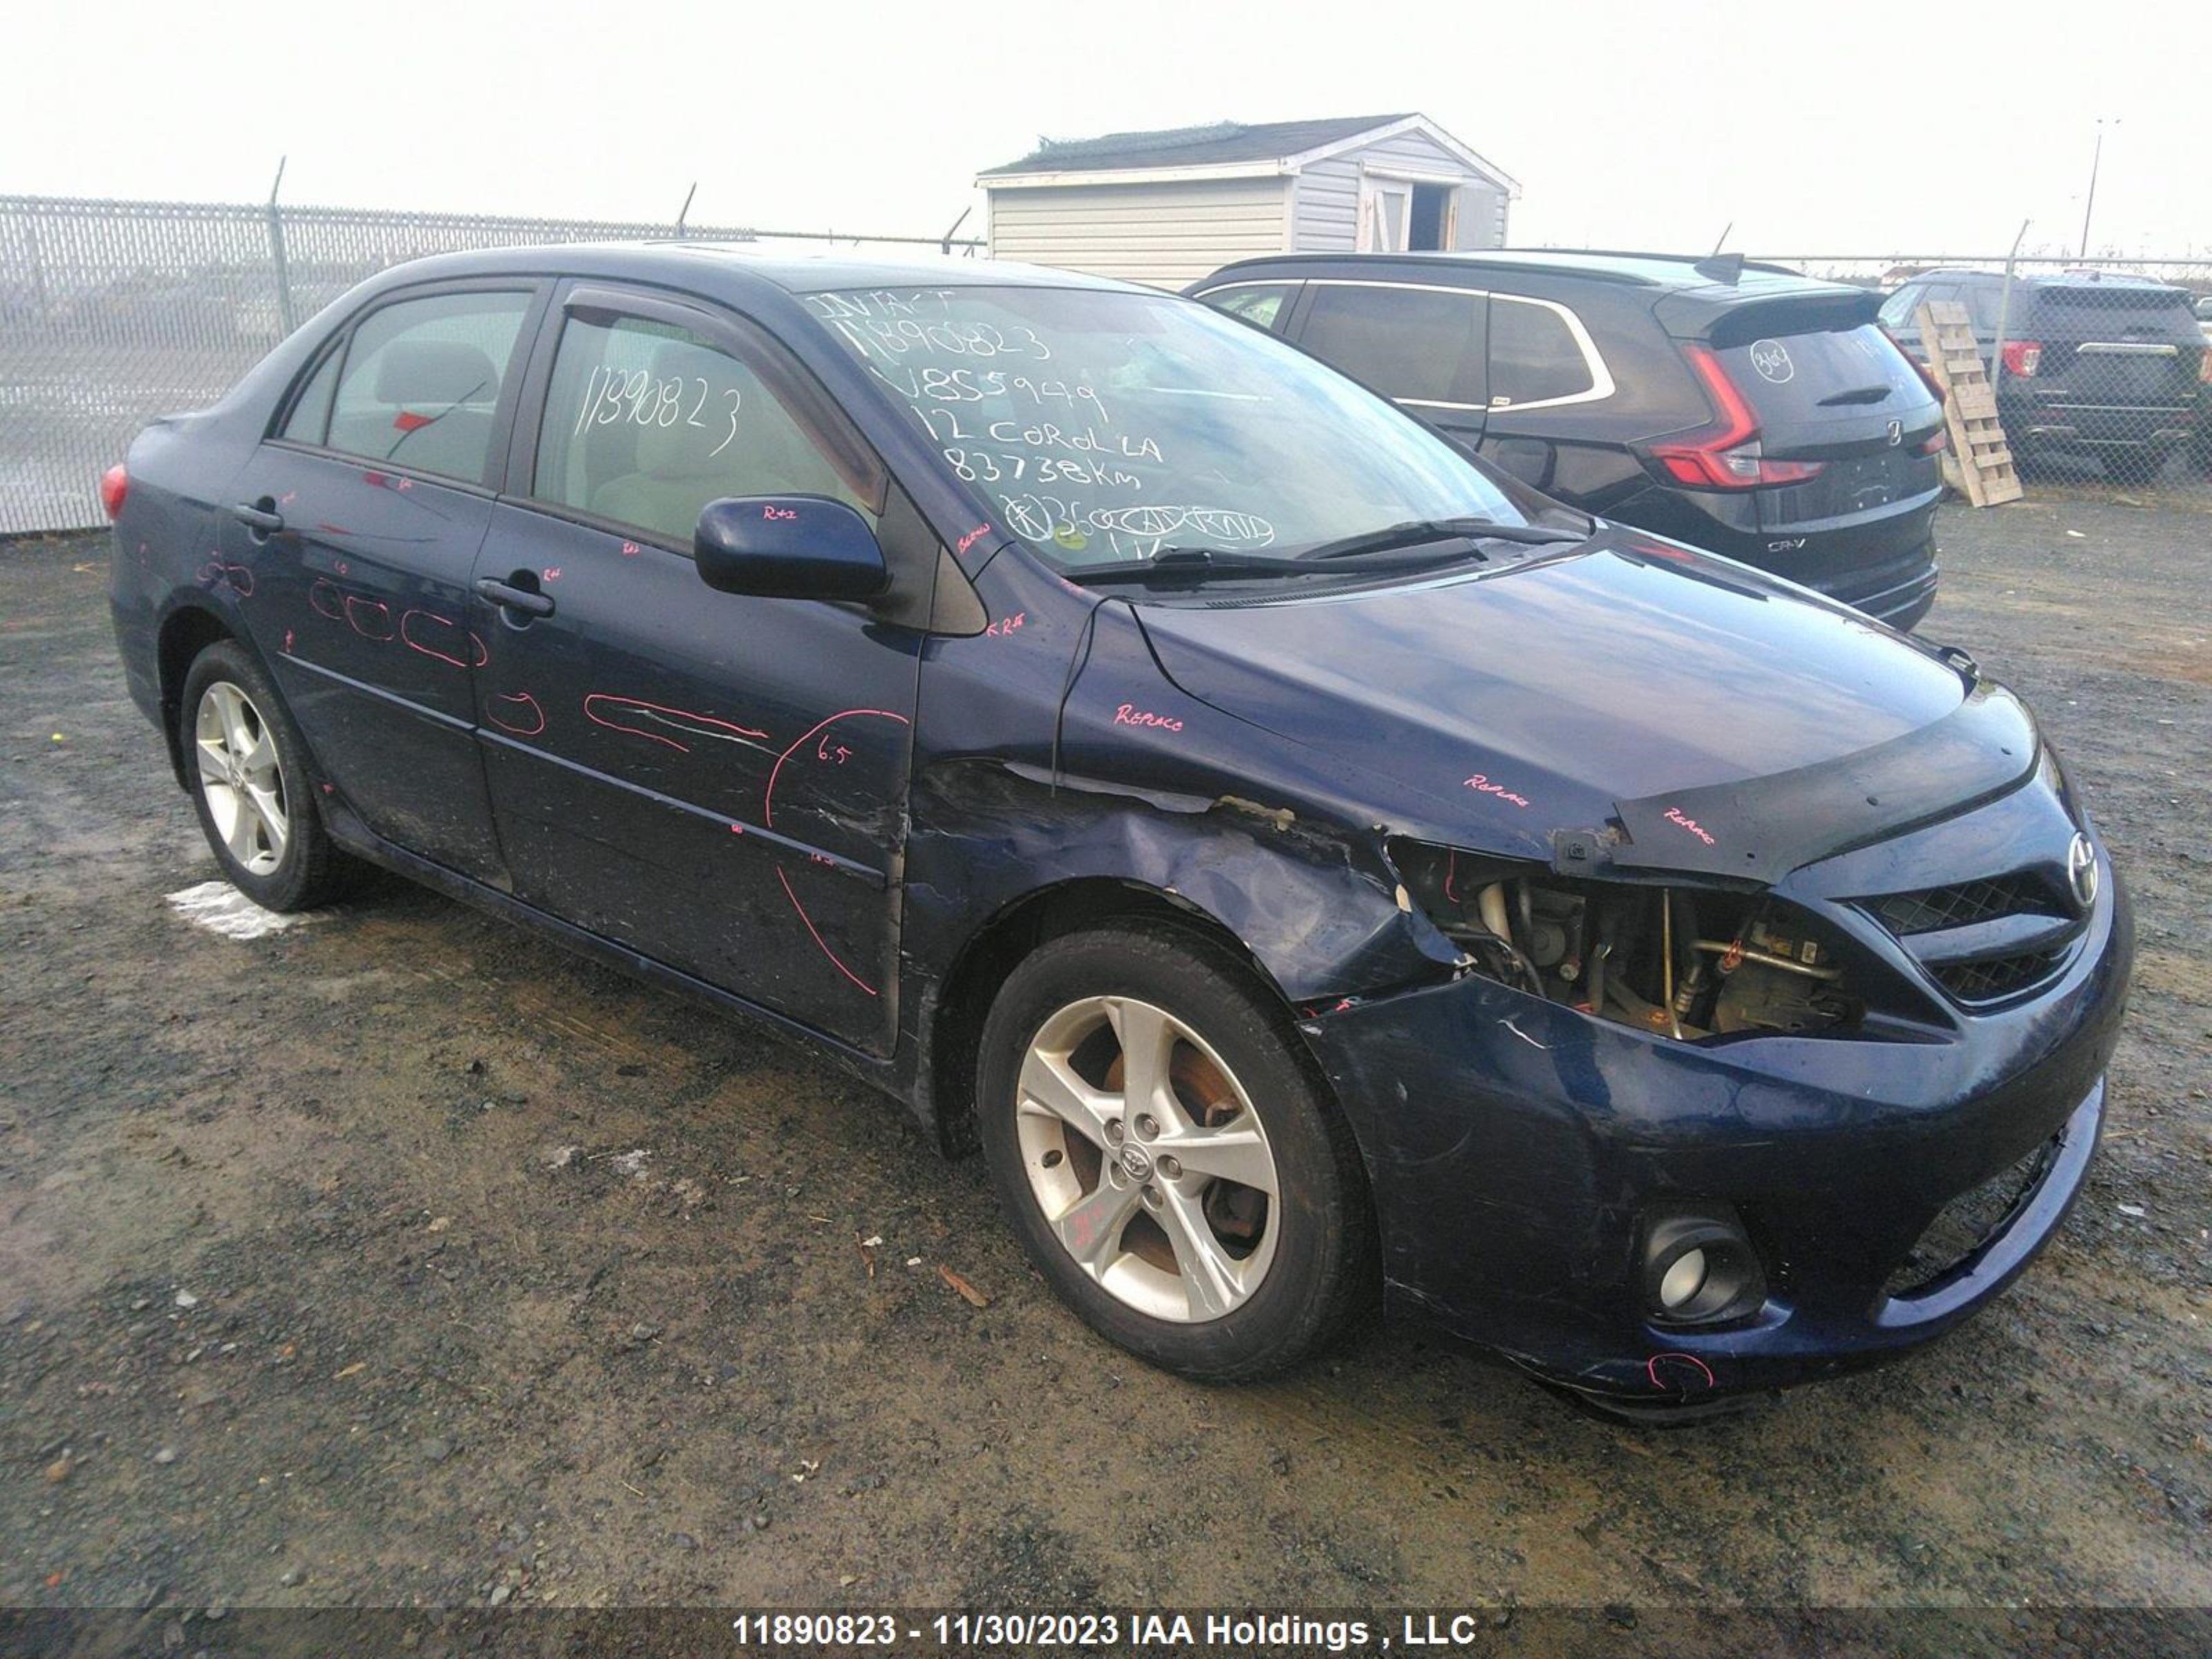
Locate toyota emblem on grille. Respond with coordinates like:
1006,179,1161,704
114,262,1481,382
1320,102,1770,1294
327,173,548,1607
2066,832,2099,911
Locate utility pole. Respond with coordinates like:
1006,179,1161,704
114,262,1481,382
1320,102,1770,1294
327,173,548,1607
2079,119,2116,260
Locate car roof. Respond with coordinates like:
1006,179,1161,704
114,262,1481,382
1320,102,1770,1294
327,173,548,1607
347,241,1150,303
1904,267,2188,294
1200,247,1844,303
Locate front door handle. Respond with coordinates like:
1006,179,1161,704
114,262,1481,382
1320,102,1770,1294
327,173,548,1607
228,500,285,536
475,577,555,619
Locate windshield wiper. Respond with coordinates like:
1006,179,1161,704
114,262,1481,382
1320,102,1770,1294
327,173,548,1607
1817,384,1894,406
1296,516,1590,563
1071,547,1314,586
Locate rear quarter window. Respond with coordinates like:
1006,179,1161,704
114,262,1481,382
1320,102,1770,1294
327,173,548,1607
1488,296,1600,408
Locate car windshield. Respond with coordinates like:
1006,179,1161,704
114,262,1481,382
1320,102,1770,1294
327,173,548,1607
798,283,1530,572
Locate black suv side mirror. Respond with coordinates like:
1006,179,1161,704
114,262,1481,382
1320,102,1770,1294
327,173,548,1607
694,496,888,601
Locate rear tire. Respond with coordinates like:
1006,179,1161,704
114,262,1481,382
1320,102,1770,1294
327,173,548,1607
975,920,1374,1380
179,639,362,911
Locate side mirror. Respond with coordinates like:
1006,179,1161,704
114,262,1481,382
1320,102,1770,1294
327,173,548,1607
693,496,888,601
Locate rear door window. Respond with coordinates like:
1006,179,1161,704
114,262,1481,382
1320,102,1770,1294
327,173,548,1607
324,290,533,484
1201,283,1296,332
1716,323,1926,421
1297,282,1485,409
1488,296,1603,409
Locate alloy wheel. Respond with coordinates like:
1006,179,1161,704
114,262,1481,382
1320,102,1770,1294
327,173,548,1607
194,680,290,876
1014,995,1281,1322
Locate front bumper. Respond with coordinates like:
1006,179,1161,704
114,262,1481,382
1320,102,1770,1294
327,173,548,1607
1301,838,2131,1405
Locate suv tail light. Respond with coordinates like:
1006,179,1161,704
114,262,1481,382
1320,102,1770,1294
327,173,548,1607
1920,427,1949,456
1644,345,1826,490
100,463,129,520
2199,349,2212,385
2000,341,2042,378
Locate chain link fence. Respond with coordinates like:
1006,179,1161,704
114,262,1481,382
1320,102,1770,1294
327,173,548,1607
6,203,2206,535
0,194,981,534
1756,252,2212,507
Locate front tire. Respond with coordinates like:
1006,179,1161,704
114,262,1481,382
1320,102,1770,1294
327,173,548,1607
975,920,1373,1380
179,639,359,910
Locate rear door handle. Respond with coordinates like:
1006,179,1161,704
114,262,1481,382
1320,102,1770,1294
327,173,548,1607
475,577,555,618
228,501,285,536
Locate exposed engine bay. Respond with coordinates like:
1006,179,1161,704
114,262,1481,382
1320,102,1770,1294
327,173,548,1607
1393,841,1862,1040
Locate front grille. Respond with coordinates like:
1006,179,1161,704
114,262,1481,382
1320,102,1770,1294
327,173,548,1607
1883,1134,2058,1298
1875,873,2054,935
1933,951,2066,1004
1864,867,2079,1007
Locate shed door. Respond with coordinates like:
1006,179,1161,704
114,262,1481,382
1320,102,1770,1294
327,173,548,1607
1358,176,1458,252
1357,178,1412,252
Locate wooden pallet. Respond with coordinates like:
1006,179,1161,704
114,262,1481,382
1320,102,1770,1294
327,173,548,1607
1917,300,2023,506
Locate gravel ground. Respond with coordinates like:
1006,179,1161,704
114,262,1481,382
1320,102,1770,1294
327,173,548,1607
1,501,2207,1633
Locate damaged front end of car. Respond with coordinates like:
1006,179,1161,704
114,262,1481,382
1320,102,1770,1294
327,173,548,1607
1304,729,2130,1414
912,531,2131,1410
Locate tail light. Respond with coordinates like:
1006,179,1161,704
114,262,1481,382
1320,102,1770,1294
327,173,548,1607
2000,341,2043,378
1920,427,1949,456
1644,345,1825,491
100,463,129,520
2198,350,2212,385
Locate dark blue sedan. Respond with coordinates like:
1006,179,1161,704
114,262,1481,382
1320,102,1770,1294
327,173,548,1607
102,245,2131,1415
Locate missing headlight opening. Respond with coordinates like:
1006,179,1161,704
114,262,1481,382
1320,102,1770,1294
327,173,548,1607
1396,841,1862,1040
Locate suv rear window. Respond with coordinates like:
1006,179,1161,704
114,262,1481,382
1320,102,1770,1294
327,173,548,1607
1716,322,1926,419
2026,284,2195,327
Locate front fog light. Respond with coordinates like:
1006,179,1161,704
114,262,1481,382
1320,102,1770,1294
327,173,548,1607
1642,1208,1766,1327
1658,1247,1709,1311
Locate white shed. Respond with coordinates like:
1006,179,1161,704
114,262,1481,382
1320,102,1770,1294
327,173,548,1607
977,113,1519,290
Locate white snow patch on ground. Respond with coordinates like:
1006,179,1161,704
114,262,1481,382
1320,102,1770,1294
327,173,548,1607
165,881,306,941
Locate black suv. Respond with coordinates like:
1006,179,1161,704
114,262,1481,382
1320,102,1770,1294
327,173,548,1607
1880,269,2206,480
1192,251,1947,630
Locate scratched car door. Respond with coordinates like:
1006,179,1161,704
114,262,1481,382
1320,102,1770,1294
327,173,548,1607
470,285,920,1053
223,283,543,881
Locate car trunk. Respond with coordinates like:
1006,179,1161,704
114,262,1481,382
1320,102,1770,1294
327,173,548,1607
1646,290,1944,534
1700,295,1943,529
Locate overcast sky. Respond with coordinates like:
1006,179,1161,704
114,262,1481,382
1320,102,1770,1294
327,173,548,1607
17,0,2206,263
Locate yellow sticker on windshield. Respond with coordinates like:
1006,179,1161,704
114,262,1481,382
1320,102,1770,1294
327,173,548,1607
1054,525,1089,553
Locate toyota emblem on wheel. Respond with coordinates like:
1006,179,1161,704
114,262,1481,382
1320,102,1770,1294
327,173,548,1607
2068,832,2099,910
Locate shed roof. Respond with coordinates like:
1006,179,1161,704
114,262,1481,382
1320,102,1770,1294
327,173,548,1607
980,114,1420,178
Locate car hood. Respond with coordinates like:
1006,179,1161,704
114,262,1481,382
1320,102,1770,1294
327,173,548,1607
1133,533,2038,880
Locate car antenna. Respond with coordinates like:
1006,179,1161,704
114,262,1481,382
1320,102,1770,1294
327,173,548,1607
1693,224,1742,285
